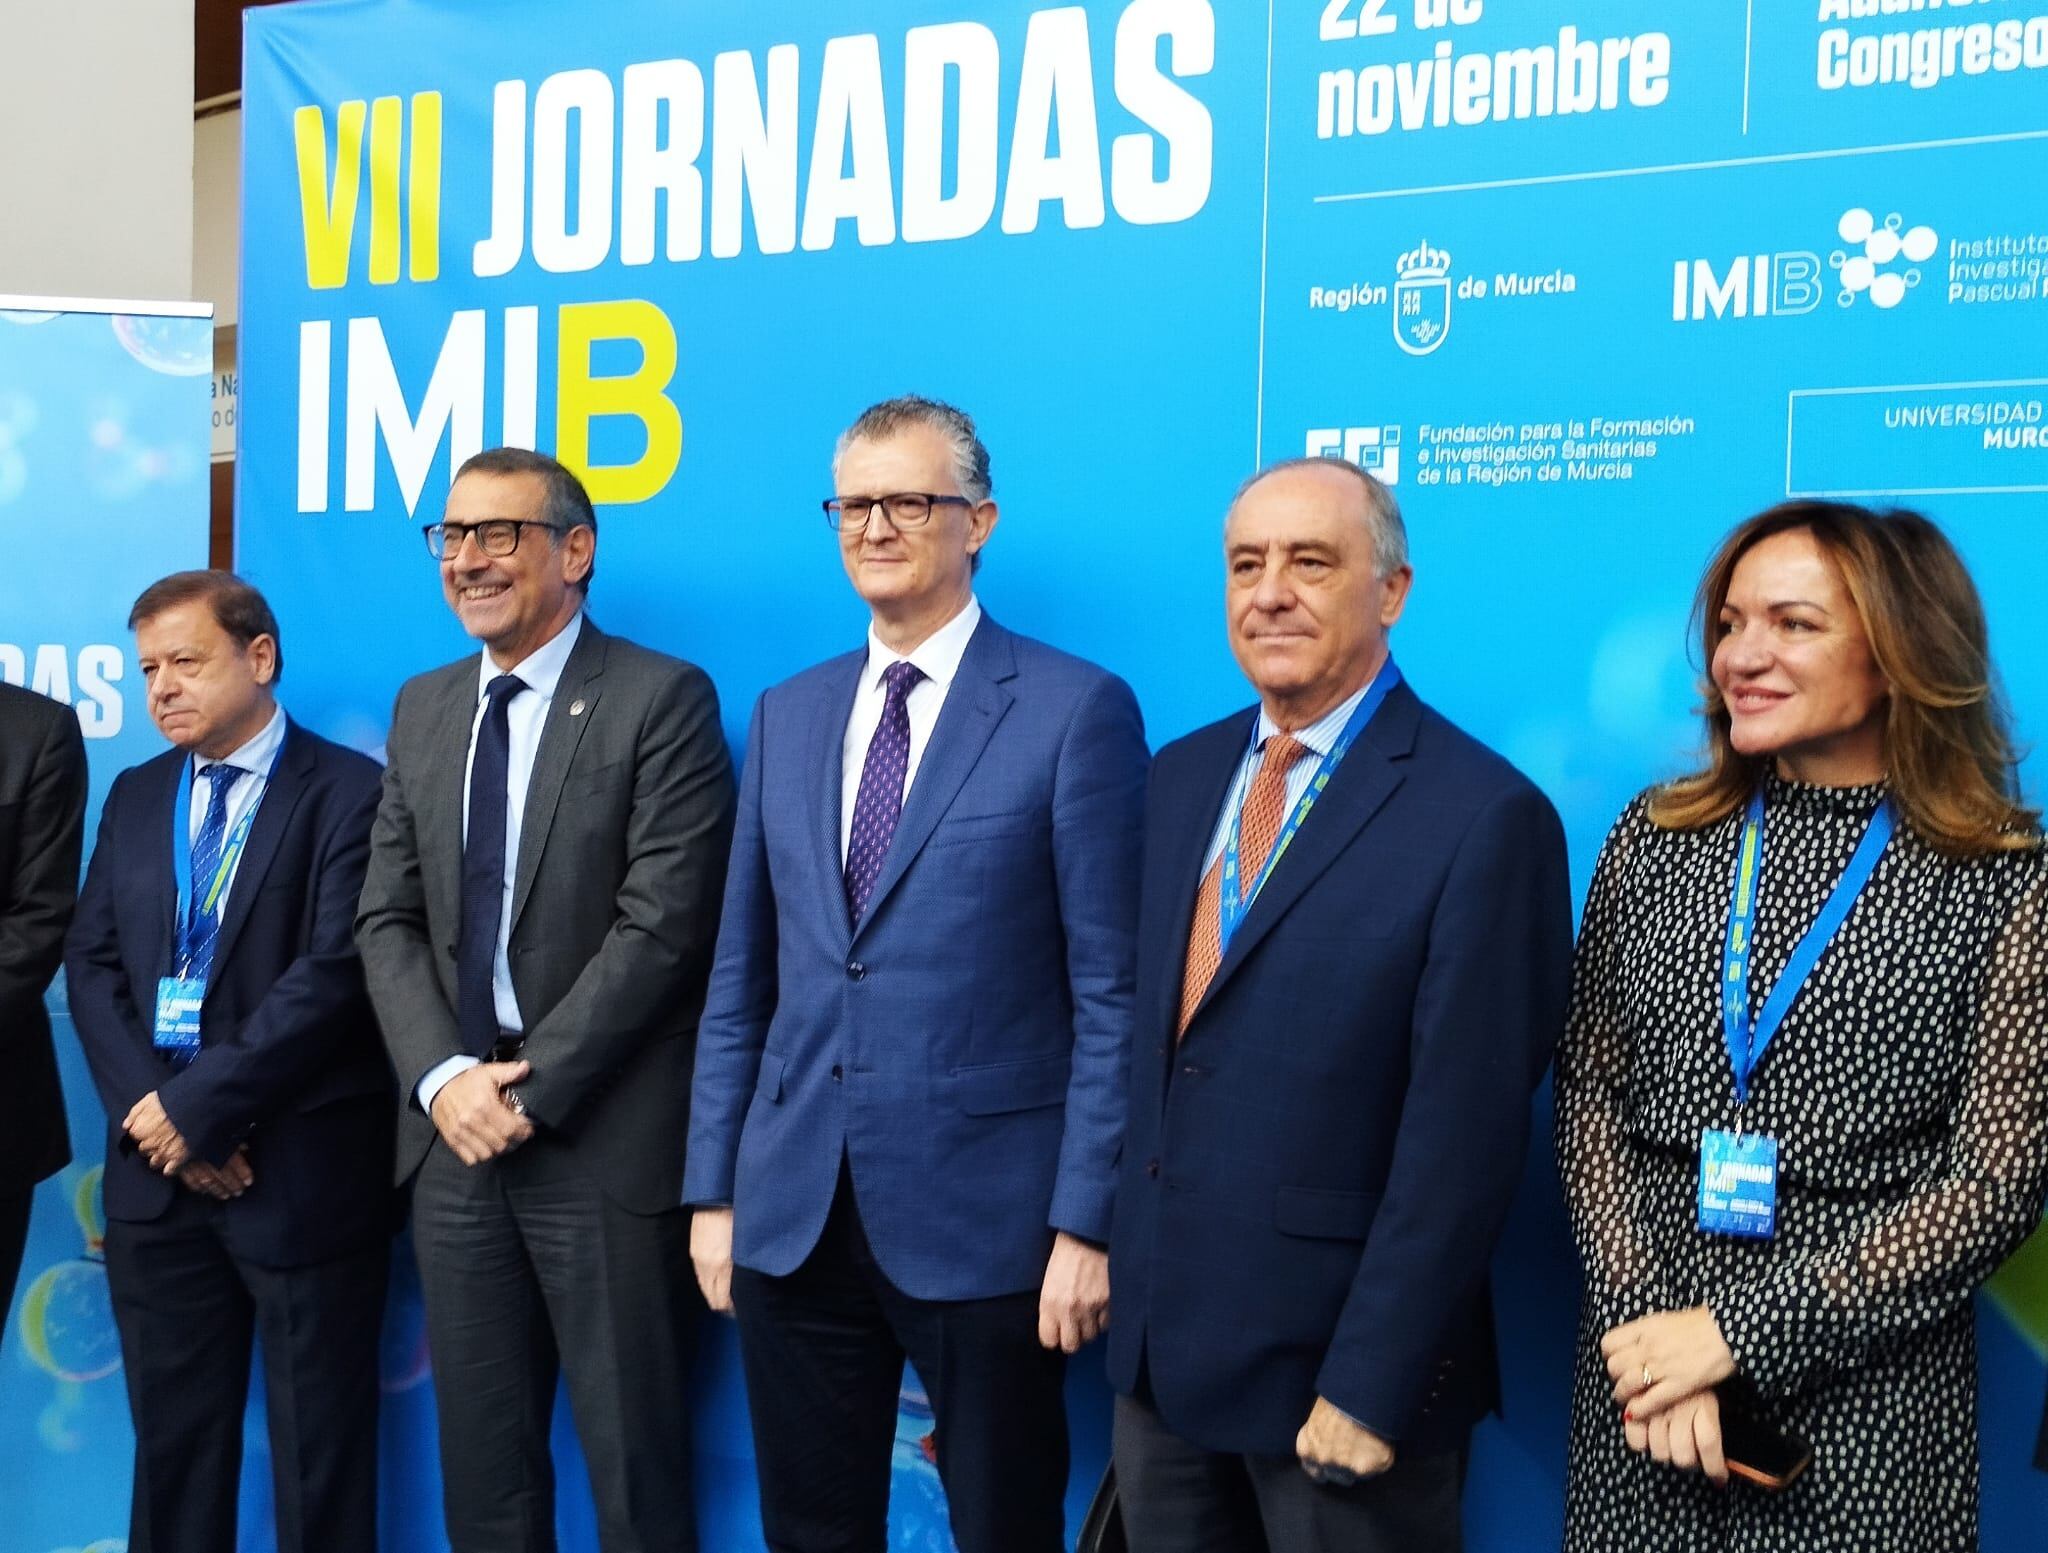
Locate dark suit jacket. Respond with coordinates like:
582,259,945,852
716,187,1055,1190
356,618,735,1214
63,717,394,1267
684,615,1147,1300
1105,679,1573,1455
0,683,87,1194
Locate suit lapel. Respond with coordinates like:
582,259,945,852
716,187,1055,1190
210,720,314,972
419,661,480,936
851,617,1016,940
810,651,867,939
1184,683,1421,1031
509,620,607,933
143,753,182,980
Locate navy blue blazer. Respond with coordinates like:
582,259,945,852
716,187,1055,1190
684,615,1148,1301
64,719,394,1267
1106,679,1572,1454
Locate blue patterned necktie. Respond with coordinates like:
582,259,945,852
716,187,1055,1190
459,673,527,1057
844,660,924,925
176,763,248,1068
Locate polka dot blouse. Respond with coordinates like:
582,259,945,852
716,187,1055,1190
1555,773,2048,1552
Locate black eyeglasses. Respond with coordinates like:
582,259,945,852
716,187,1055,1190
822,493,974,532
422,519,568,559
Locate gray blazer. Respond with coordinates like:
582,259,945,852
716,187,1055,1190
355,617,736,1213
0,682,86,1195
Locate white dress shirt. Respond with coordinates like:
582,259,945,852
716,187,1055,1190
187,703,287,907
839,597,983,864
416,611,584,1112
1200,676,1376,874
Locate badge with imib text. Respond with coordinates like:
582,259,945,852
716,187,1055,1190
1697,1128,1778,1240
153,976,204,1058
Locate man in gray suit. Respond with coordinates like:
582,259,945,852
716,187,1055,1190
0,681,87,1316
356,447,736,1553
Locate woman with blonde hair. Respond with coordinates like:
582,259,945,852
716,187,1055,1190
1556,500,2048,1551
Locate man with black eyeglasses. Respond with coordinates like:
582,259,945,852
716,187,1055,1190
684,396,1148,1552
357,446,735,1553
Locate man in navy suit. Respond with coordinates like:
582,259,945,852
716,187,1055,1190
685,396,1149,1553
66,571,392,1553
1106,459,1572,1552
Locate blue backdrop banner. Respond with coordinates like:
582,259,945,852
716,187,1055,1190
225,1,2048,1549
0,298,213,1553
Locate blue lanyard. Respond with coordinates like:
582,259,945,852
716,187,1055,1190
1219,658,1400,949
1720,788,1894,1105
171,741,282,974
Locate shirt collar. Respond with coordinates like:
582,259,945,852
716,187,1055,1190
1255,677,1373,760
862,596,982,693
197,703,286,777
478,611,584,704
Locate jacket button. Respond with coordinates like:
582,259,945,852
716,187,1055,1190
1145,1159,1160,1179
846,962,866,982
831,1064,843,1082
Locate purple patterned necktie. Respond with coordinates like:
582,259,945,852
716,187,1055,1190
845,659,924,923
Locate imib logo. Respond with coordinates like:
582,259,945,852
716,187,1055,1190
1672,205,1937,322
1830,208,1937,310
1670,251,1823,322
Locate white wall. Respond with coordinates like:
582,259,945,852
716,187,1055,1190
194,109,241,328
0,0,197,302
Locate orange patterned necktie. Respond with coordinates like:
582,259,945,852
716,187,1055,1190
1177,734,1311,1037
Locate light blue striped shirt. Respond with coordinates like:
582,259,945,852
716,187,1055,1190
1200,678,1375,873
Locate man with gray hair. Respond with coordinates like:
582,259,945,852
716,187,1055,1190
1104,458,1571,1552
685,395,1149,1552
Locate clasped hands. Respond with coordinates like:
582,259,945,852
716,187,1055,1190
1599,1306,1738,1485
429,1059,534,1165
123,1090,252,1201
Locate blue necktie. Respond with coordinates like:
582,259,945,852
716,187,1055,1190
845,660,923,924
459,674,526,1057
177,763,247,1068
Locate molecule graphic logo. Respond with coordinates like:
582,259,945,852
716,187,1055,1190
1830,208,1938,310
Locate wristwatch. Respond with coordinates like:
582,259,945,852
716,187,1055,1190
503,1087,529,1118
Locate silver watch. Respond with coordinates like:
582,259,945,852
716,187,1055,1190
503,1087,529,1118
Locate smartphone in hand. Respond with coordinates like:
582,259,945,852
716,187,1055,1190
1718,1394,1814,1491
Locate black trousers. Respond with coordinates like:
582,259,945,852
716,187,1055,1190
730,1165,1070,1553
412,1135,700,1553
0,1185,30,1319
102,1191,388,1553
1113,1390,1466,1553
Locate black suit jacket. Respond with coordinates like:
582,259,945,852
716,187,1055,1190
357,618,736,1214
64,717,395,1267
1106,680,1573,1455
0,683,87,1194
